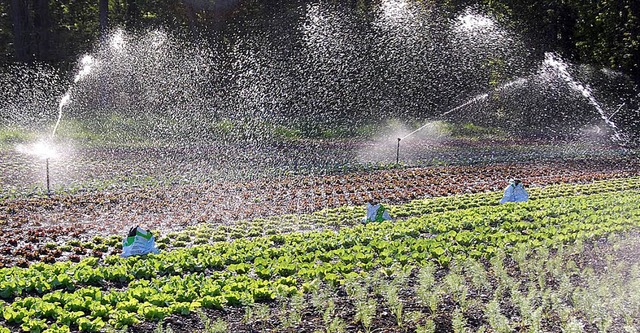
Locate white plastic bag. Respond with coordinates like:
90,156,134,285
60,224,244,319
499,181,529,204
121,226,160,258
362,203,392,223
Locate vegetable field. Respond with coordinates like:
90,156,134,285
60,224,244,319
1,145,640,332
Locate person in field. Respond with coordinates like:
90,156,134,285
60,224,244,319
499,179,529,204
362,197,392,223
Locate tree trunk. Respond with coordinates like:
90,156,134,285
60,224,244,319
99,0,108,38
126,0,139,29
10,0,30,62
184,2,198,37
32,0,51,61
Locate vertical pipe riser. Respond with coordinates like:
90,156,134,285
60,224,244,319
46,158,51,196
396,138,401,165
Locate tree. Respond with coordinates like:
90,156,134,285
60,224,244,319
572,0,639,80
10,0,30,62
126,0,139,29
99,0,107,37
32,0,52,61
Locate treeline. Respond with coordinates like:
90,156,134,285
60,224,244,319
0,0,638,80
0,0,229,67
481,0,640,82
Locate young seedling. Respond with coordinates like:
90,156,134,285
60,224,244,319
527,306,543,333
562,317,584,333
485,299,510,333
463,257,490,292
451,307,468,333
243,303,270,331
415,318,436,333
416,264,441,314
311,286,331,314
623,314,638,333
197,310,229,333
354,298,376,333
153,323,174,333
382,283,404,328
322,299,346,333
443,271,469,311
281,294,304,329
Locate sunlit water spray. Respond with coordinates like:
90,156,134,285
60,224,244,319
51,54,97,138
401,77,528,141
3,1,638,196
542,52,627,143
608,103,626,121
14,49,98,194
51,93,71,139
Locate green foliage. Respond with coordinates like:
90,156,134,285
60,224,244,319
1,178,640,332
571,0,640,74
0,126,35,146
21,318,48,333
198,309,228,333
53,119,102,143
483,0,640,78
486,299,510,333
273,126,301,140
108,310,140,329
416,319,436,333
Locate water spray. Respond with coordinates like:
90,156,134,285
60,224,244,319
607,103,625,121
42,56,96,196
51,93,71,139
543,53,627,143
395,92,491,164
43,94,69,197
16,141,57,196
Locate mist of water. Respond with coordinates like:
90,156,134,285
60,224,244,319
541,52,628,143
1,0,638,192
402,78,529,140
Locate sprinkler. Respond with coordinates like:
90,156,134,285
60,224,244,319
396,138,401,164
27,141,56,196
46,158,51,196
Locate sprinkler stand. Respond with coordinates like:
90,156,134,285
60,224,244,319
396,138,401,165
46,158,51,196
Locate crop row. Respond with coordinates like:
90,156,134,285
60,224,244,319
3,156,638,226
1,176,639,270
1,188,640,331
160,234,640,332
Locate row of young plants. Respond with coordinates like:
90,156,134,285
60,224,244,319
2,176,639,270
4,157,638,229
1,183,640,332
2,160,638,270
94,176,640,253
159,176,640,249
2,176,639,273
6,234,635,333
216,235,640,333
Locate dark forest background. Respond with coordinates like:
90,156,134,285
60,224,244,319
1,0,638,81
1,0,639,143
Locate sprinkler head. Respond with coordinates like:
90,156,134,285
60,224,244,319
397,137,401,142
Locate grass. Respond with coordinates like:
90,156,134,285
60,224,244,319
1,117,516,150
0,126,38,147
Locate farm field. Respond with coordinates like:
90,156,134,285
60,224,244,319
1,142,640,332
